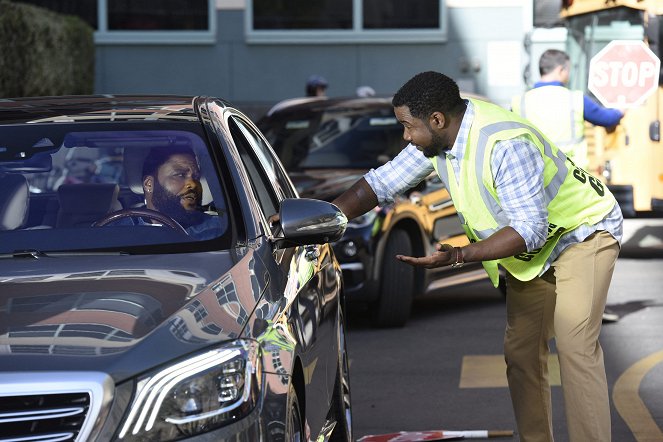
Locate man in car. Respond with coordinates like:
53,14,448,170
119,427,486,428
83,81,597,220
332,71,622,442
124,145,225,240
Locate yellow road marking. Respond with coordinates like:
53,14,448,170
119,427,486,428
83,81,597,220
459,354,561,388
613,349,663,442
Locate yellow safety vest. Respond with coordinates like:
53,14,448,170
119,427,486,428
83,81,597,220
432,98,616,286
511,86,588,169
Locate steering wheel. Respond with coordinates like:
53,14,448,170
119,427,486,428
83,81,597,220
93,208,189,235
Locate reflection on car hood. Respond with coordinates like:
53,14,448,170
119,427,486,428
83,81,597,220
290,169,366,202
0,250,262,382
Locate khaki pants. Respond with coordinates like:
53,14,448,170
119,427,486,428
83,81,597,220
504,231,620,442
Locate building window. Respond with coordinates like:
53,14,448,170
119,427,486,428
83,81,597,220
21,0,217,45
97,0,216,44
253,0,352,30
248,0,446,44
108,0,208,31
363,0,439,29
14,0,98,29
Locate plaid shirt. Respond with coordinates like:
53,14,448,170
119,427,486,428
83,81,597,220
365,100,623,275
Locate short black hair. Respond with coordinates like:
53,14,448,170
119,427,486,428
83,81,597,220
392,71,464,120
539,49,569,76
142,145,196,178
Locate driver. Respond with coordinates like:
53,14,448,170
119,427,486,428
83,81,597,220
118,145,224,240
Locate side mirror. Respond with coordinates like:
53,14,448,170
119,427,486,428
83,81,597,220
274,198,347,249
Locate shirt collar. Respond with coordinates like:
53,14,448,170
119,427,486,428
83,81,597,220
534,80,565,88
446,99,472,160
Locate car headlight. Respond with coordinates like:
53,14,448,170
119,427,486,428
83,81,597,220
116,340,261,441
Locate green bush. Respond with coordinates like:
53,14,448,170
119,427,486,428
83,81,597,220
0,0,94,98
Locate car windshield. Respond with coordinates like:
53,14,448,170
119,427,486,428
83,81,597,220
0,122,230,255
259,103,407,170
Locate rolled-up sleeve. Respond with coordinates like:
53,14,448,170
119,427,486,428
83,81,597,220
491,138,549,251
365,144,434,205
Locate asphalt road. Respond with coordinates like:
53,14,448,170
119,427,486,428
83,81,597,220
346,218,663,441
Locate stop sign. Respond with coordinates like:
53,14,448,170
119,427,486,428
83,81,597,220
588,40,661,108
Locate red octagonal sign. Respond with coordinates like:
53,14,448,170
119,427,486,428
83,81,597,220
588,40,660,108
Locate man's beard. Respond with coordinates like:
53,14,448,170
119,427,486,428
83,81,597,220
151,181,204,228
421,129,447,158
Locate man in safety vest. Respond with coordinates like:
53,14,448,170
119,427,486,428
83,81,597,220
332,71,623,442
511,48,623,170
512,49,624,324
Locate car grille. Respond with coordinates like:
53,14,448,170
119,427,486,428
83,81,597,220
0,392,90,442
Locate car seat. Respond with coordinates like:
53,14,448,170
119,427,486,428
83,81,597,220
0,174,29,230
56,183,122,228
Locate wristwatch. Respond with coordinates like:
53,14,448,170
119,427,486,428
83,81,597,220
451,246,465,268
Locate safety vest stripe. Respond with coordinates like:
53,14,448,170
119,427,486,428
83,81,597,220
463,121,568,239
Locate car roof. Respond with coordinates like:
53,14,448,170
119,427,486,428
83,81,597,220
263,96,394,118
0,95,234,124
262,92,490,119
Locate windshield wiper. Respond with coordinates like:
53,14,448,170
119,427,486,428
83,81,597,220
11,250,47,259
1,250,129,259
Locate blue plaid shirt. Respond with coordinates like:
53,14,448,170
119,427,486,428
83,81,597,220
365,100,623,275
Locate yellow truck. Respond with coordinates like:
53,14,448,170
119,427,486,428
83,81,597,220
561,0,663,216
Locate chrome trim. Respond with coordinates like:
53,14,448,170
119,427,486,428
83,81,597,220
428,199,454,212
3,433,75,442
340,263,364,271
0,371,114,442
0,407,85,423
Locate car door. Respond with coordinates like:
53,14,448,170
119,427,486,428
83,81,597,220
225,112,339,434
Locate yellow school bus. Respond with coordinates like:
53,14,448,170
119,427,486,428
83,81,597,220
561,0,663,215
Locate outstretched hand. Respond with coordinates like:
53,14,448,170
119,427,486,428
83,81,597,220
396,243,456,269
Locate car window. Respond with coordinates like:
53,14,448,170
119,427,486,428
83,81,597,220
232,116,297,199
0,123,230,254
260,105,407,170
228,117,280,221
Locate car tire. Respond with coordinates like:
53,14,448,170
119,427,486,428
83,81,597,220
286,383,304,441
330,308,353,441
372,229,415,327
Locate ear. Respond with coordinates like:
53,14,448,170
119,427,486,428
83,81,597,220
429,111,446,129
143,176,153,194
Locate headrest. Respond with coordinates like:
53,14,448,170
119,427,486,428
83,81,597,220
0,174,29,230
56,184,121,228
123,148,151,195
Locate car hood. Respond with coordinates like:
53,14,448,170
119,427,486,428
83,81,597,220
0,249,263,382
290,169,367,202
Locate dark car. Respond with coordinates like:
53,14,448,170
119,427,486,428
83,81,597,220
0,96,352,441
258,96,497,327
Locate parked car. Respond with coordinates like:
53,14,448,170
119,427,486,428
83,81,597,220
0,95,352,441
258,96,497,328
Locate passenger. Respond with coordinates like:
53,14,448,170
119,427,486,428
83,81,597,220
331,71,623,442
